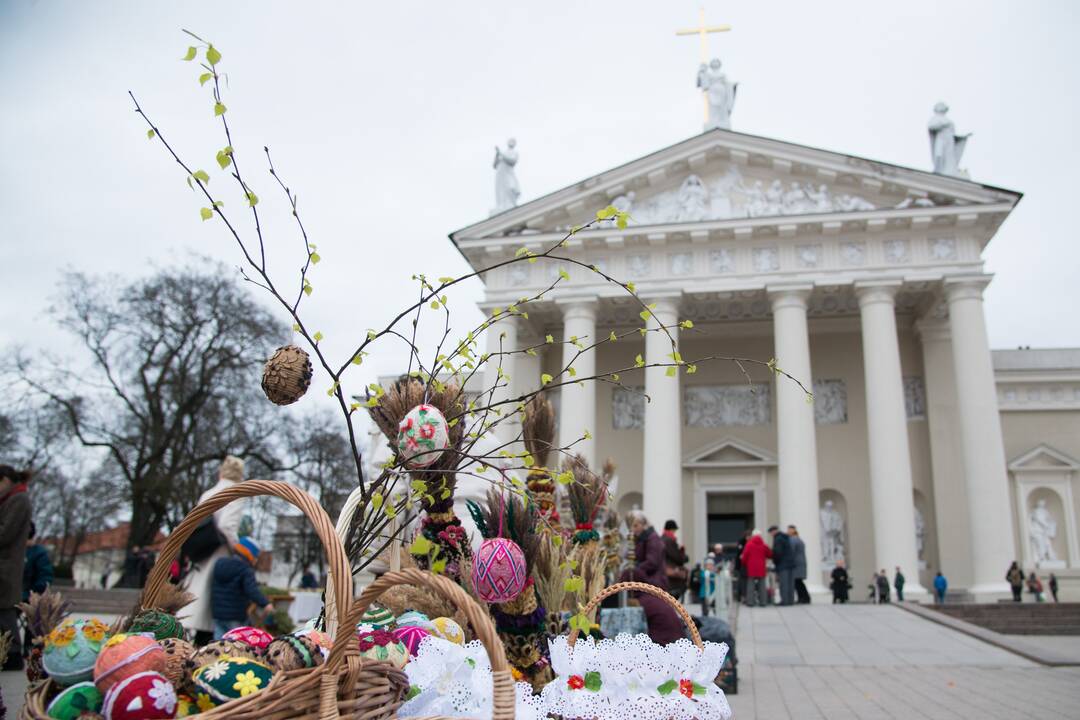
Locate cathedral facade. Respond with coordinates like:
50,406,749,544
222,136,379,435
449,128,1080,601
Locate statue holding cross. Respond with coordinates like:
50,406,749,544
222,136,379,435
677,9,737,131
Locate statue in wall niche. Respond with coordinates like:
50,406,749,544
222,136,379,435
913,505,926,560
820,500,846,565
1029,499,1059,563
676,174,709,222
492,138,521,214
928,102,971,177
698,58,737,130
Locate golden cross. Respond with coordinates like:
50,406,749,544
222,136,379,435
676,7,732,63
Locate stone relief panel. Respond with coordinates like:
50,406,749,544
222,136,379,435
709,248,735,274
796,244,821,268
931,237,957,261
904,376,926,419
627,254,652,278
684,384,772,427
621,166,886,226
752,246,780,273
611,386,645,430
669,252,694,276
884,238,909,264
839,241,866,266
509,263,530,285
812,379,848,424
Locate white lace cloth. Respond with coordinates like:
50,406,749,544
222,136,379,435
540,633,732,720
399,636,542,720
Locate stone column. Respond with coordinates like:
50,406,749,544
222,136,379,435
482,311,520,447
944,277,1015,596
642,296,683,530
856,281,927,596
768,285,825,593
557,300,597,469
916,316,975,589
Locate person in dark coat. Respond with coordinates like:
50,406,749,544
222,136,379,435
211,537,272,639
300,566,319,589
661,520,690,602
1006,561,1024,602
1049,573,1059,603
769,526,795,606
788,526,810,604
875,569,890,603
735,530,749,604
621,511,684,644
23,523,53,600
739,530,772,606
0,465,32,671
830,559,850,603
893,566,905,602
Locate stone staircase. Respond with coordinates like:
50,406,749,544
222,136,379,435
57,587,143,616
930,603,1080,635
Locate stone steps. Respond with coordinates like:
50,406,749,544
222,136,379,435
57,588,142,615
930,603,1080,636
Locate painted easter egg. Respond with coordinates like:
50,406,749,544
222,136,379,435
101,671,176,720
221,626,274,651
357,629,409,669
471,537,527,603
396,404,450,468
46,681,103,720
94,634,167,695
429,617,465,645
43,618,110,687
192,656,274,708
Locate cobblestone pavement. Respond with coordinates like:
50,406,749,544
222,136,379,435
727,604,1080,720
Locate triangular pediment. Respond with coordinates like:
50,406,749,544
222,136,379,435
683,436,776,467
451,128,1020,242
1009,444,1080,471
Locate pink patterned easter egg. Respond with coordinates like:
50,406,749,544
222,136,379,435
222,626,274,651
396,404,450,468
471,537,527,603
390,625,431,657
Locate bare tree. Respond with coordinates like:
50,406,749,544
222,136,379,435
18,261,287,548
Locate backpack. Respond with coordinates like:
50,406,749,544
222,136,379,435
180,515,225,564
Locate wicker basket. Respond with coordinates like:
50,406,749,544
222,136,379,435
341,567,516,720
567,581,703,649
262,344,313,405
21,480,408,720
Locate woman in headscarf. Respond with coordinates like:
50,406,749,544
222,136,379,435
181,456,250,645
621,510,684,644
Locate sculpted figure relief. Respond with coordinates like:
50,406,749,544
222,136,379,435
820,500,845,565
676,174,709,222
914,505,926,560
1029,499,1059,563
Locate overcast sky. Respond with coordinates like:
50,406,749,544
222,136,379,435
2,0,1078,399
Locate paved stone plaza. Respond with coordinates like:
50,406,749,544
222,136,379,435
728,604,1080,719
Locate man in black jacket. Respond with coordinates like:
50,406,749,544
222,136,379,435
769,526,795,606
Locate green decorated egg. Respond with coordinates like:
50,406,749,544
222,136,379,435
129,610,185,641
46,681,103,720
192,655,274,708
360,605,395,630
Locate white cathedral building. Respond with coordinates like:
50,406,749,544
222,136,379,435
448,100,1080,601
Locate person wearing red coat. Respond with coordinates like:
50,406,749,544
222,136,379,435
739,530,772,607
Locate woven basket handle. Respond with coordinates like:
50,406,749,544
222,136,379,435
567,580,703,649
333,567,516,720
141,480,355,669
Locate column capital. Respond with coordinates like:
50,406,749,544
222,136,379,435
639,292,683,318
915,316,951,343
554,297,598,322
943,274,993,303
767,283,813,311
854,280,902,309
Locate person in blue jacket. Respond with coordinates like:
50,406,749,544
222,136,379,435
210,537,271,639
933,571,948,604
